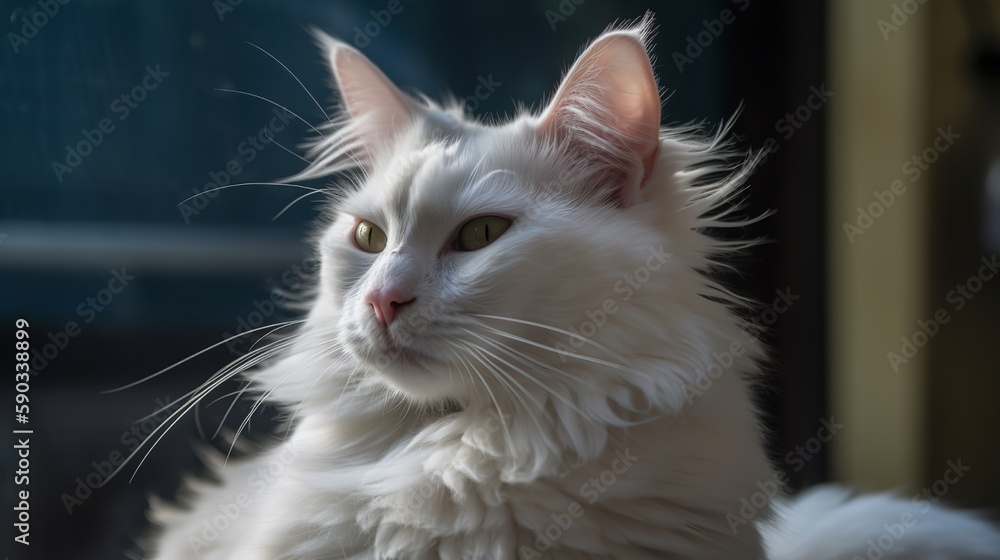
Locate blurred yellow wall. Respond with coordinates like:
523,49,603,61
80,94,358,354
827,0,928,490
829,1,1000,506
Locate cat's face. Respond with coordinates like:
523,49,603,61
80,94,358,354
286,19,739,424
323,125,548,400
319,122,658,402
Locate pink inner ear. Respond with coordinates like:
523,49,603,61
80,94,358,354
333,48,412,127
316,32,414,165
538,31,661,206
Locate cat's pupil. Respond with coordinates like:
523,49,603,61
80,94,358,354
456,215,511,252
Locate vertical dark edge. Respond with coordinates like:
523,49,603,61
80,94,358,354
725,0,829,489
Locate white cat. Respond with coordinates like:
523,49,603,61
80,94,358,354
144,16,1000,559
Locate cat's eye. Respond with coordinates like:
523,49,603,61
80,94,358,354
354,220,388,253
456,216,511,251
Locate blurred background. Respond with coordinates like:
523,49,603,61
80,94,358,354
1,0,998,558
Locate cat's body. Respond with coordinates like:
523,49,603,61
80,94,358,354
153,386,771,559
145,17,1000,560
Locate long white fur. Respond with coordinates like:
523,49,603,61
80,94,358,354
145,16,1000,560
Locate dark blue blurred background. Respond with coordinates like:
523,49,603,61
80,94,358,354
1,1,828,558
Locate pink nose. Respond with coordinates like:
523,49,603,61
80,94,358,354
364,287,415,326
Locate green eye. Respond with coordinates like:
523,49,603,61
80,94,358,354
354,220,387,253
456,215,511,251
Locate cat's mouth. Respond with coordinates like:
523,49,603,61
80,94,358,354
364,327,440,371
352,325,467,399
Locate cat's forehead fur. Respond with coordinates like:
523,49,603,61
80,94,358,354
337,116,551,238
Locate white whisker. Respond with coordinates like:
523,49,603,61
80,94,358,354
227,343,347,462
111,364,246,483
176,182,321,206
272,189,329,221
461,328,593,421
215,88,326,136
246,41,334,124
471,313,635,366
479,323,654,382
103,319,306,394
445,342,517,460
263,127,313,164
455,340,563,460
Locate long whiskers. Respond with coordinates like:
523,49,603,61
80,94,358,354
111,361,250,482
211,382,251,439
109,323,341,482
475,321,655,383
460,328,592,421
176,182,322,206
471,314,635,367
272,189,331,221
102,319,307,394
263,127,313,164
246,41,334,125
128,327,304,426
215,88,326,136
452,340,563,463
444,342,517,461
227,343,347,463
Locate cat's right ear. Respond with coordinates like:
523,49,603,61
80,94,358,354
536,17,660,207
313,30,416,165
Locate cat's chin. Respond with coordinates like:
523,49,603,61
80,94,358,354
366,344,459,401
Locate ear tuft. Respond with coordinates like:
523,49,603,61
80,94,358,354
312,29,415,166
537,15,661,206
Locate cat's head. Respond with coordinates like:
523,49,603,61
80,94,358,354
263,16,758,464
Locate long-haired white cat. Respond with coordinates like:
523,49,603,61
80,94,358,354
144,16,1000,559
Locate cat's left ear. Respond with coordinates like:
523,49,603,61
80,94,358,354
537,18,661,206
314,30,416,165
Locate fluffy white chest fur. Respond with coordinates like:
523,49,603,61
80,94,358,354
145,16,1000,560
